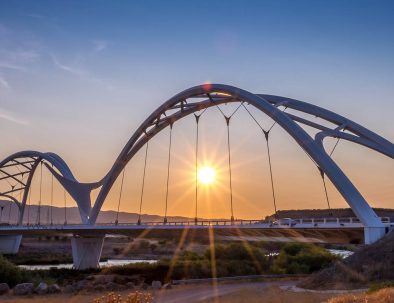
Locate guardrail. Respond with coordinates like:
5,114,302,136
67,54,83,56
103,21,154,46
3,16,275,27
0,216,393,230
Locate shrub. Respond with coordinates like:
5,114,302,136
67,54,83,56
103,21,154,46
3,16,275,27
368,281,394,293
272,243,337,274
94,291,153,303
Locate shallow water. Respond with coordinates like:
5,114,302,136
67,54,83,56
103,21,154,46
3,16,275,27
18,259,158,270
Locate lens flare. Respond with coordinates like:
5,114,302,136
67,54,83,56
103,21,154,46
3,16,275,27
198,166,215,184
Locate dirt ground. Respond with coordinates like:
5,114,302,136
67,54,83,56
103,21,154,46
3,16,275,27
0,280,358,303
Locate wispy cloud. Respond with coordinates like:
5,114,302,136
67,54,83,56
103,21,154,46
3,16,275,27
50,53,115,90
0,62,25,71
0,108,28,125
93,40,108,52
50,53,85,76
0,75,9,88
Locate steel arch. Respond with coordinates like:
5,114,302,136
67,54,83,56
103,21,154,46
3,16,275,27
0,151,98,224
90,84,393,244
0,84,392,243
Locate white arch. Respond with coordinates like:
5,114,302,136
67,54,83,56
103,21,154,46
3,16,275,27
1,84,392,243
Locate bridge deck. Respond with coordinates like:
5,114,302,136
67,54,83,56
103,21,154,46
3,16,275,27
1,218,392,243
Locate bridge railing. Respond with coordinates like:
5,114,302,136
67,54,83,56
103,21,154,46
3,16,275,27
0,217,393,229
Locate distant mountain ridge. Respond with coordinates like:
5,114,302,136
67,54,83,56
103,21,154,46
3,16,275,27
1,200,393,224
0,200,221,224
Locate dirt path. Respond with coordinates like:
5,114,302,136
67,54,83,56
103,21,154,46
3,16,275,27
0,280,348,303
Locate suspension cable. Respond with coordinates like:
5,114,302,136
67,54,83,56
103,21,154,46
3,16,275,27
115,168,126,225
38,161,43,225
138,141,149,225
7,199,12,224
224,116,235,222
50,164,54,225
318,167,332,212
264,131,277,214
164,123,173,224
27,185,32,225
329,137,341,157
194,114,200,224
242,104,280,215
63,189,67,225
318,135,342,214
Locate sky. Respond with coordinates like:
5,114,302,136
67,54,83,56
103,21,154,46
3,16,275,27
0,0,393,221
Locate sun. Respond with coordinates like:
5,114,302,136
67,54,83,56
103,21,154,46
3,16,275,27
198,166,216,185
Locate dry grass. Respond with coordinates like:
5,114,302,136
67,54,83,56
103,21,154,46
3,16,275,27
93,292,153,303
199,285,336,303
327,288,394,303
299,230,394,290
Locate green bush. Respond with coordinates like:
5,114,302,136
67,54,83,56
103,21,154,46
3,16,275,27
368,281,394,293
0,255,26,287
272,243,337,274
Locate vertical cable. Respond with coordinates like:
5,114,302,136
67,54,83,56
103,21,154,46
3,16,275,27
27,185,32,225
115,168,126,225
242,104,280,217
264,131,277,215
50,164,54,225
225,116,234,222
64,189,67,225
7,200,12,224
38,161,43,225
164,124,173,224
318,167,332,213
194,115,200,224
138,141,149,225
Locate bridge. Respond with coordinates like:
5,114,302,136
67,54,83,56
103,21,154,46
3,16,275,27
0,84,393,269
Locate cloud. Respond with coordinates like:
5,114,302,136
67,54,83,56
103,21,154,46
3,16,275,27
93,40,108,52
0,108,28,125
50,53,85,76
50,53,115,90
0,75,9,88
0,62,25,71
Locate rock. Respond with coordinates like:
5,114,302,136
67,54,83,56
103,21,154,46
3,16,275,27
93,274,116,285
126,282,135,290
93,284,105,292
105,282,119,291
62,284,75,294
35,282,48,295
151,280,162,289
13,283,34,296
75,280,88,291
47,284,61,294
0,283,10,295
162,283,172,290
85,275,95,281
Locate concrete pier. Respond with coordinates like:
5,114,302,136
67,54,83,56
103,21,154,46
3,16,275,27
71,235,104,270
0,235,22,254
364,226,388,244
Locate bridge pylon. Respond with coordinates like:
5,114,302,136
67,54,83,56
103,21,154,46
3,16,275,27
71,235,105,270
0,235,22,254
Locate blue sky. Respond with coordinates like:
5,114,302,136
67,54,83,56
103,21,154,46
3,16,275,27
0,1,393,217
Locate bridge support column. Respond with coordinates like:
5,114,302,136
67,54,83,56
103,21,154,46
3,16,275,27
364,227,386,244
0,235,22,254
71,235,104,270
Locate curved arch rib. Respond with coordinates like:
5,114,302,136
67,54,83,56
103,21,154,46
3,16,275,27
90,84,393,245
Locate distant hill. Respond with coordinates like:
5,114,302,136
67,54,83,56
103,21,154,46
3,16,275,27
265,208,394,220
0,200,204,224
1,200,393,224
